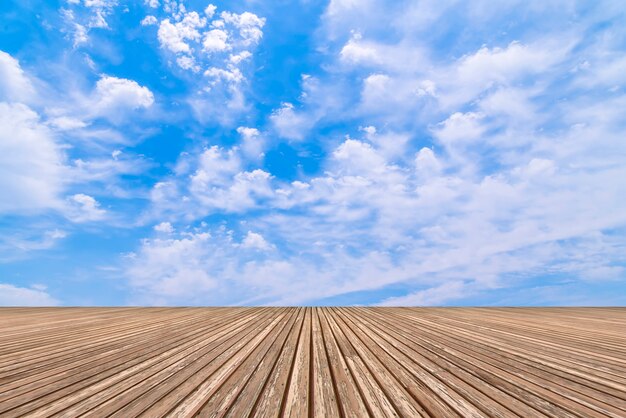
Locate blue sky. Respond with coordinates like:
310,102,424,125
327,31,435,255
1,0,625,306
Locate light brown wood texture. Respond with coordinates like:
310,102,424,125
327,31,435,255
0,308,625,417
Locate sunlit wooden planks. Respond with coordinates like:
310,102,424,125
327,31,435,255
0,307,625,417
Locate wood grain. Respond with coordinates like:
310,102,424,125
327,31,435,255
0,307,624,417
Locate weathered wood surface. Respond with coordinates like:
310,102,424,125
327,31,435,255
0,307,624,417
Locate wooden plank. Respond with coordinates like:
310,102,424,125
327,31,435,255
1,309,254,416
320,308,398,417
310,307,340,418
0,307,624,418
281,307,312,417
225,308,305,417
196,308,301,416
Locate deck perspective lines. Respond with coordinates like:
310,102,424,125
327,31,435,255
0,308,624,417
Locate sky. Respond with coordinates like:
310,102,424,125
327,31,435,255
0,0,625,307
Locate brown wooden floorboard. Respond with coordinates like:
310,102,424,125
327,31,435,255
0,308,624,417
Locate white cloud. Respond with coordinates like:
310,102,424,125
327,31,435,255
0,103,65,213
154,221,174,233
204,4,217,18
237,126,264,159
433,112,486,145
0,229,67,261
220,11,265,46
150,145,274,218
91,75,154,119
95,75,154,108
340,32,380,64
0,51,35,102
415,147,442,180
125,231,218,304
241,231,271,250
416,80,437,97
229,50,251,64
61,0,119,47
332,138,388,175
152,3,264,107
378,281,469,306
141,15,158,26
191,146,241,186
193,169,273,213
0,284,59,306
270,102,315,141
457,41,559,85
204,66,244,84
478,87,536,123
158,13,206,54
202,29,229,52
583,56,626,88
147,95,626,304
176,55,199,71
435,40,572,109
69,154,150,189
145,0,159,8
47,116,88,130
67,193,107,222
124,226,400,305
126,1,626,306
0,51,145,253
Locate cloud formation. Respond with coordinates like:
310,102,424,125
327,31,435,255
153,4,264,83
0,284,59,306
1,1,625,306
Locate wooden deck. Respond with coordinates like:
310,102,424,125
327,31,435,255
0,308,625,417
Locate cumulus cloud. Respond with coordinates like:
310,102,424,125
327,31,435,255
241,231,272,250
148,4,265,120
192,169,273,213
158,13,206,54
66,193,107,222
202,29,229,52
433,112,486,145
94,75,154,109
204,4,217,18
220,11,265,46
0,284,59,306
12,0,623,307
150,9,260,121
154,221,174,233
124,225,401,305
340,32,380,64
0,51,35,102
237,126,264,159
204,66,244,84
150,145,274,218
125,231,218,304
61,0,119,47
0,50,152,238
90,75,154,121
0,103,65,213
457,41,559,85
332,138,388,175
270,102,316,141
141,15,158,26
134,1,618,306
143,101,626,305
154,5,264,82
415,147,443,180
